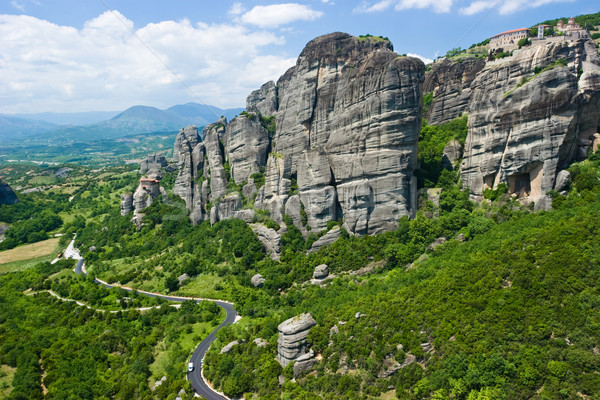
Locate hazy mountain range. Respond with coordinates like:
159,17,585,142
0,103,244,142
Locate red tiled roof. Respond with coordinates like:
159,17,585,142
491,28,529,39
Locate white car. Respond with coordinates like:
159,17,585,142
188,362,194,372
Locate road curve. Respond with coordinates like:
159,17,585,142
69,239,234,400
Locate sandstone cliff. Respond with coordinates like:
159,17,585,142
424,57,485,125
166,31,600,246
460,35,600,208
171,32,425,237
0,181,18,205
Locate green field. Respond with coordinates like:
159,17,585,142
0,238,60,272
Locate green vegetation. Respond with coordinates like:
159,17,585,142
0,259,221,399
358,34,390,42
0,130,178,167
538,12,600,30
197,150,600,399
260,115,276,135
416,116,468,188
517,37,531,48
422,92,434,115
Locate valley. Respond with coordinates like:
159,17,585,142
1,10,600,400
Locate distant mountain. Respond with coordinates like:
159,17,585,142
6,103,244,143
11,111,120,126
0,115,58,140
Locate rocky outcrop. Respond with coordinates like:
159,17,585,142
120,193,133,216
0,181,18,205
274,33,424,235
293,349,316,377
246,80,278,116
442,139,463,170
168,33,424,236
297,149,337,232
313,264,329,279
254,155,291,223
210,194,242,225
172,126,205,224
424,57,485,125
250,224,281,260
277,313,317,368
220,340,241,354
140,154,168,174
461,36,600,209
222,114,270,184
204,119,228,202
308,226,342,254
251,273,265,288
132,170,167,216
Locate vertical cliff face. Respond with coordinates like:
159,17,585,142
222,114,270,184
171,32,425,236
0,181,18,205
272,32,425,234
172,125,205,224
460,37,600,208
423,57,485,125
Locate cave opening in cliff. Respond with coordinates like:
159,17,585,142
508,173,531,198
508,164,543,199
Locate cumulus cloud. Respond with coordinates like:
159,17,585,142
407,53,433,64
353,0,393,13
228,2,245,16
459,0,496,15
395,0,453,13
355,0,452,14
240,3,323,27
460,0,573,15
0,11,297,113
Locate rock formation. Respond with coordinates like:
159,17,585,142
424,57,485,125
277,313,317,369
250,224,281,260
132,170,167,215
313,264,329,279
0,181,18,205
140,154,168,174
120,193,133,216
222,114,270,184
251,273,265,288
272,33,424,235
170,32,425,236
308,226,342,254
246,81,278,116
172,125,205,224
460,36,600,209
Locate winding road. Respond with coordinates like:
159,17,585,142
66,238,234,400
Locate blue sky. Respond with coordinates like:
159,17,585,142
0,0,597,114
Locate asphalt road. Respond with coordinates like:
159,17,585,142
71,244,236,400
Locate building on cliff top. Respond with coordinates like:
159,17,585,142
489,28,530,51
556,17,582,32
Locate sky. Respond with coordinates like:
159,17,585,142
0,0,598,114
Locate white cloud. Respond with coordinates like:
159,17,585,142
0,12,297,113
394,0,453,13
459,0,496,15
240,3,323,28
460,0,573,15
354,0,452,14
322,0,335,4
11,1,26,12
353,0,393,13
407,53,433,64
228,2,245,16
